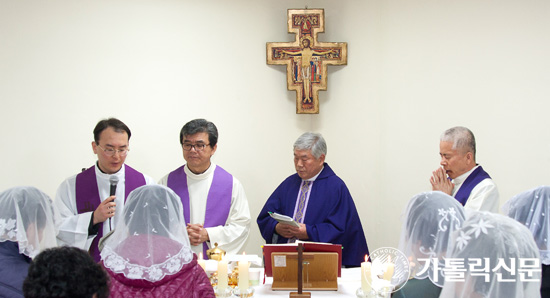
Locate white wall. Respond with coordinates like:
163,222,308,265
1,0,549,257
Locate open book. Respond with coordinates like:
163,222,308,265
269,211,300,227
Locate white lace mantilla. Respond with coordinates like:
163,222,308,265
0,218,17,239
541,250,550,265
102,245,193,282
419,207,461,258
414,206,463,286
0,218,37,258
455,218,494,251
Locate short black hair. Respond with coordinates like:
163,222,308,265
179,119,218,147
93,118,131,144
23,246,110,298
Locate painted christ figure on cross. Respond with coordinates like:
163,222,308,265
279,36,336,104
267,9,347,114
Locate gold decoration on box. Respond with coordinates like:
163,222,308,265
210,266,245,288
229,266,240,288
209,271,218,287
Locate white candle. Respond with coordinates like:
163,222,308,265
383,256,395,281
217,256,228,291
238,253,249,290
361,255,372,294
198,252,206,270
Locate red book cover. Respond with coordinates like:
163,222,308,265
262,242,342,277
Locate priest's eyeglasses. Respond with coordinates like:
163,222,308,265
97,145,129,157
182,143,210,151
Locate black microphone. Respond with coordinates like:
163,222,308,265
110,176,119,196
108,176,119,230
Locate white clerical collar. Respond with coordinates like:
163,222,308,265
184,163,216,180
95,162,125,179
304,166,324,182
452,165,479,186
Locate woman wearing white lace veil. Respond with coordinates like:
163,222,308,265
100,184,214,297
439,211,541,298
0,186,58,297
503,186,550,297
392,191,465,298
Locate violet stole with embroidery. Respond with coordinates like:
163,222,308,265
167,165,232,258
75,164,146,262
454,166,491,206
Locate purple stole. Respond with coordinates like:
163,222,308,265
75,164,146,262
454,166,491,206
167,165,233,258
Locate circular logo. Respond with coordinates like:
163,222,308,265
364,247,410,294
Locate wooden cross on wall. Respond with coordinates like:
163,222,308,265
267,9,347,114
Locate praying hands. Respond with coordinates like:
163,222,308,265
430,167,454,196
187,223,209,246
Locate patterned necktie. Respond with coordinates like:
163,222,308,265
294,180,311,223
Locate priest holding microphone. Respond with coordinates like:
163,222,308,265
55,118,155,262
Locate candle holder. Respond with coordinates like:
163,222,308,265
356,287,371,298
213,286,233,297
355,287,391,298
232,286,255,298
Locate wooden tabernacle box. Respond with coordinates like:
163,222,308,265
271,252,338,291
262,242,342,277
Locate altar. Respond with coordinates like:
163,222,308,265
253,267,362,297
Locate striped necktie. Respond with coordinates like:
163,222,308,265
294,180,311,223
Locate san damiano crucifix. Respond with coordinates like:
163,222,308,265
267,9,347,114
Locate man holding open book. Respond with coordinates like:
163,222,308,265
257,132,369,267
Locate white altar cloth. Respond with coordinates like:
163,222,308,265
253,267,362,297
